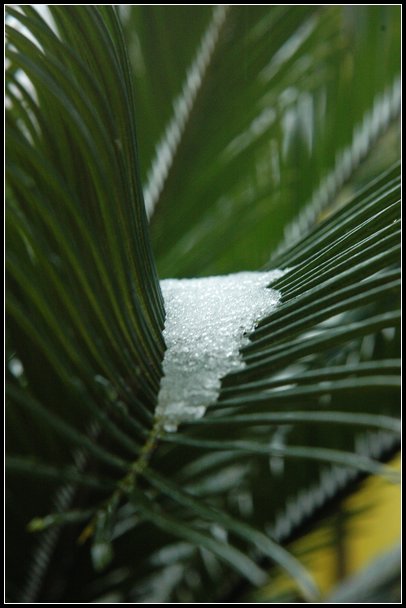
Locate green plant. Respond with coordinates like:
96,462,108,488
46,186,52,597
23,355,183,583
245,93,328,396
6,5,400,602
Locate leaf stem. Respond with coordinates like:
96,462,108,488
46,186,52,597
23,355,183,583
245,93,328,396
78,418,163,546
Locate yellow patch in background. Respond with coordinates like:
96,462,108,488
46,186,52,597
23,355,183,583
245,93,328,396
254,453,400,601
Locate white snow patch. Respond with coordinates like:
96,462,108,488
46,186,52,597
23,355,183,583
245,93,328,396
156,270,286,432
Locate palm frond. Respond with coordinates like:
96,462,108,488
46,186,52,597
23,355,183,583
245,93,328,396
273,77,400,258
137,5,400,277
6,5,400,603
142,6,229,218
6,5,164,599
6,6,165,446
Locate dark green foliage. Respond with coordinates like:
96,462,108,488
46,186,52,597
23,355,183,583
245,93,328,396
6,5,400,603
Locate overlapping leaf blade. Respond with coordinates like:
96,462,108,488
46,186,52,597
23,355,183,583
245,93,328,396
6,5,164,600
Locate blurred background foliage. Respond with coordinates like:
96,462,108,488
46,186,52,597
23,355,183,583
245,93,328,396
5,5,400,603
122,5,400,277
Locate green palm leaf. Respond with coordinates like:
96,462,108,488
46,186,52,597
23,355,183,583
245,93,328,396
6,5,400,603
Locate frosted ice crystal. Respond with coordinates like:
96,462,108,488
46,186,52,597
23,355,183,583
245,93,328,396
156,270,286,432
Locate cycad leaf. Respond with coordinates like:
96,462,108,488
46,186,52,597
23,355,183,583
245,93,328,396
6,5,164,600
138,5,400,277
5,5,400,604
6,5,164,434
